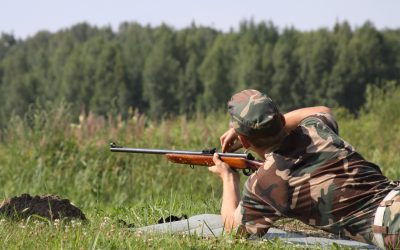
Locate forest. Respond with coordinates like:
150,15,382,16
0,20,399,127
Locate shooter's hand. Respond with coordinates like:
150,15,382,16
220,128,242,153
208,153,239,180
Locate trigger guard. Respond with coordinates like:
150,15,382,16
242,168,254,176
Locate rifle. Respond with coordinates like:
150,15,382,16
109,142,263,175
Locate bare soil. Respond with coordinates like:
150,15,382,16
0,193,86,221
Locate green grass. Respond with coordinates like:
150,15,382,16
1,85,400,249
0,206,316,250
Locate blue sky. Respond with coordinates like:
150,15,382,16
1,0,399,39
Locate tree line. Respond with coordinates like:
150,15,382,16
0,20,399,127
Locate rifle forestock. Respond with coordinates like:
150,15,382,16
165,154,262,171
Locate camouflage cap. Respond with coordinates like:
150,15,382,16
228,89,283,137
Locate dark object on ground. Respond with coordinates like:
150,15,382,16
118,219,135,228
157,214,188,224
0,193,86,221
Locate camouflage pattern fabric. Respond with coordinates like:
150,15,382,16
380,194,400,248
228,89,283,137
235,112,399,247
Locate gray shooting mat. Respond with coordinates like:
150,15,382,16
136,214,378,249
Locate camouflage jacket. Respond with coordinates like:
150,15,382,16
236,113,397,244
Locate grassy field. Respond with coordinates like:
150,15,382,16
1,85,400,249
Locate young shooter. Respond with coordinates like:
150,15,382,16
208,89,400,249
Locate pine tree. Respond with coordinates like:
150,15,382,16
199,35,235,112
271,28,300,110
142,24,180,118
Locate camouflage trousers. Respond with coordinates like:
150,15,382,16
373,189,400,249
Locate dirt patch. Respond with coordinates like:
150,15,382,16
0,193,86,221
